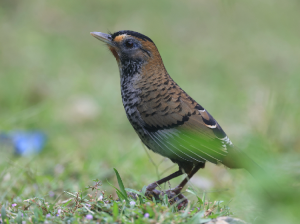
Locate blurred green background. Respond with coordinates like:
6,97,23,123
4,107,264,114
1,0,300,223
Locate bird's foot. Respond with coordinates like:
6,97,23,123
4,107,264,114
145,182,162,199
164,188,188,209
145,186,188,209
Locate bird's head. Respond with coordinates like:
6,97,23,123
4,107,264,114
91,30,164,76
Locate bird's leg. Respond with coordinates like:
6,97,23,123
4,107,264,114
171,163,205,194
146,170,183,191
146,164,204,208
164,163,205,207
145,170,183,196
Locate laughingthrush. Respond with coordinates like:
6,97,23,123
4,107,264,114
90,30,264,202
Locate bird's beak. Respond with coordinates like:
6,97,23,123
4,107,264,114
90,32,114,46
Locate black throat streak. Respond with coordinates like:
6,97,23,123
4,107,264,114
120,57,143,77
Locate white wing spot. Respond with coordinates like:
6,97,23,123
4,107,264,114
219,136,233,146
205,124,217,128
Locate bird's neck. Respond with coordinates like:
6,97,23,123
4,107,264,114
119,58,143,78
119,52,171,102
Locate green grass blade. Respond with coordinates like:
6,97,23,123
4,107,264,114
152,196,156,204
163,193,169,206
107,179,129,204
113,168,127,200
125,188,147,199
112,202,119,221
181,203,191,218
116,191,125,202
138,195,143,205
1,206,7,222
16,211,22,224
186,188,203,205
141,186,147,196
186,210,205,224
202,191,206,207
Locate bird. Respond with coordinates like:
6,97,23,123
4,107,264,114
90,30,269,203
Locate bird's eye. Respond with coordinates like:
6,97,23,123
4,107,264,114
125,40,134,49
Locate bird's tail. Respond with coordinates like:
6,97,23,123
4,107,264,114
223,145,278,198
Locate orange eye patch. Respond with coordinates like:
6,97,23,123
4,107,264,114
113,34,127,42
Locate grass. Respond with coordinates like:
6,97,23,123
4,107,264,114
0,169,232,223
1,0,300,223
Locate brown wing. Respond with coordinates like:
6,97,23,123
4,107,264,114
137,76,231,164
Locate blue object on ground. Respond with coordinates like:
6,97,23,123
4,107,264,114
0,131,46,156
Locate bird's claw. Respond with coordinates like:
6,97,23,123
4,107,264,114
164,189,188,209
145,187,188,209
